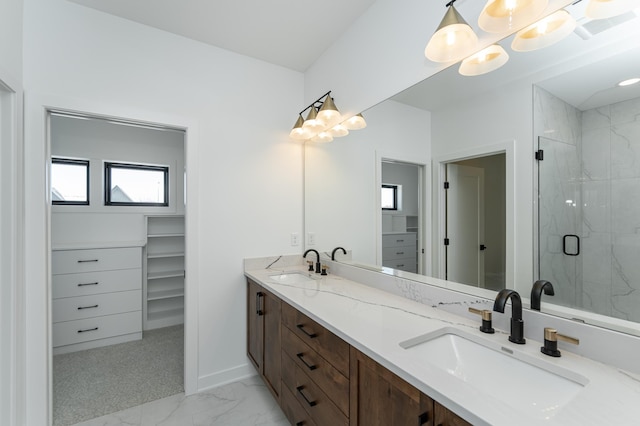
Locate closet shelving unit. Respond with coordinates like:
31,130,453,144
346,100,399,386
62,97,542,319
144,215,185,330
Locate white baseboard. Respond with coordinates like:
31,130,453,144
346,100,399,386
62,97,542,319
197,362,257,392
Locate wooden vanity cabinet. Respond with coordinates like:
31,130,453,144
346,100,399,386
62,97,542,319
350,347,434,426
246,278,281,400
247,278,472,426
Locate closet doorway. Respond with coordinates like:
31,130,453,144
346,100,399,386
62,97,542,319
49,112,187,425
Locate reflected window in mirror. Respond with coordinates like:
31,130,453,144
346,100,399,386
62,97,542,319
381,184,400,210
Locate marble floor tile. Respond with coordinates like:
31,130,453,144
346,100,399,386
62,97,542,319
72,376,289,426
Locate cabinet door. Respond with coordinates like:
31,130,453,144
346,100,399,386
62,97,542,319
263,290,281,399
247,279,264,371
434,402,471,426
350,347,433,426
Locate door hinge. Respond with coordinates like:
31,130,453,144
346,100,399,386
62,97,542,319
535,149,544,161
421,248,425,254
444,181,450,189
444,238,450,246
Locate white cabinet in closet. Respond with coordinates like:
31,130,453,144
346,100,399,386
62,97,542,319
52,246,143,355
382,232,417,273
144,215,185,330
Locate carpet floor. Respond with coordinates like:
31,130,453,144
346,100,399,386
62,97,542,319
53,325,184,426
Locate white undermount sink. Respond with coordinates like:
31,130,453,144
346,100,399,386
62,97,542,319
400,327,589,420
268,271,317,285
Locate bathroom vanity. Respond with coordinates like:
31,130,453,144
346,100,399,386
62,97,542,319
245,257,640,425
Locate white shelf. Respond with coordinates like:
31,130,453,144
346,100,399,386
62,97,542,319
147,288,184,301
144,215,185,331
148,270,184,280
147,251,185,259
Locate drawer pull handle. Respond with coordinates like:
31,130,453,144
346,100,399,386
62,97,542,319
296,324,317,339
77,327,98,333
396,239,404,243
77,305,98,310
396,251,404,255
296,353,317,371
296,385,317,407
396,264,405,267
77,259,99,263
418,412,430,425
77,282,99,287
256,292,264,316
296,422,305,426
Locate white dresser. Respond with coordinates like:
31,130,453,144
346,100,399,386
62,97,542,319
52,246,143,354
382,232,417,273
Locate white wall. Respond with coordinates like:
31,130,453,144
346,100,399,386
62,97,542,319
22,0,303,423
0,0,23,424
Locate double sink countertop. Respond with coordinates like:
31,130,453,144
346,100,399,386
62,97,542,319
245,264,640,426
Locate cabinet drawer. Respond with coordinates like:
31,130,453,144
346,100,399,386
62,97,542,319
52,247,141,275
282,352,348,426
382,233,416,248
282,303,349,377
382,246,415,261
282,327,349,416
281,384,318,426
52,268,141,299
52,290,141,323
52,311,141,347
382,259,417,273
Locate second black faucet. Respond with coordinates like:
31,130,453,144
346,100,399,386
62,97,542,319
303,249,321,274
493,289,526,344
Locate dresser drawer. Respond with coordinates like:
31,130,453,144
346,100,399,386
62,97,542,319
281,303,349,377
52,268,141,299
382,259,417,273
52,247,141,275
280,382,318,426
52,311,142,347
282,352,348,426
282,326,349,416
382,246,415,261
382,233,416,248
52,290,141,323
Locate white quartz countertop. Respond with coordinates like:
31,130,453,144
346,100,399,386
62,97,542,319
245,265,640,426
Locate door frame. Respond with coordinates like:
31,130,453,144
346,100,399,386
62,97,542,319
433,141,515,288
375,151,430,276
24,92,200,425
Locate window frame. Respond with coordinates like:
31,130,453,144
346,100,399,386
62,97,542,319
381,184,399,211
51,157,90,206
104,162,169,207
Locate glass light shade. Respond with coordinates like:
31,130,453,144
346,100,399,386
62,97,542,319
310,131,334,143
459,44,509,76
343,113,367,130
329,124,349,137
586,0,637,19
302,106,324,132
425,5,478,63
511,9,576,52
317,95,342,127
478,0,548,33
289,115,311,140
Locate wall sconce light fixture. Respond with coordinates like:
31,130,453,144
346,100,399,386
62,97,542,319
511,9,576,52
478,0,549,33
289,92,367,142
425,0,478,63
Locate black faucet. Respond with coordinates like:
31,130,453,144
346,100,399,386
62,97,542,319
530,280,554,311
303,249,321,274
493,289,526,344
331,247,347,261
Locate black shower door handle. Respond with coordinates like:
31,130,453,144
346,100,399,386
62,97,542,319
563,234,580,256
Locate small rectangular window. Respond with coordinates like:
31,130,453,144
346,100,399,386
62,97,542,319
381,184,398,210
105,162,169,206
52,158,89,205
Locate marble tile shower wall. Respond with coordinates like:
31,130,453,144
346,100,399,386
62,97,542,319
535,86,640,322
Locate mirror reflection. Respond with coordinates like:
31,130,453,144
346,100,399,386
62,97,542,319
304,1,640,333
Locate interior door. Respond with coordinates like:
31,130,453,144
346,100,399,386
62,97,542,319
446,164,485,287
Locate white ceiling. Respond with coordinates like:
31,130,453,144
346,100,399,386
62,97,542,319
68,0,377,72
